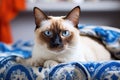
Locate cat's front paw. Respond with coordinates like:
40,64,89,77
16,57,42,67
44,60,59,68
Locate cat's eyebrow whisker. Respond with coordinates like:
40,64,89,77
67,46,77,49
68,45,76,48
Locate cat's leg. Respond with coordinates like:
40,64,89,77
43,60,59,68
16,57,44,67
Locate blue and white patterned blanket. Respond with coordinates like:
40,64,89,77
0,25,120,80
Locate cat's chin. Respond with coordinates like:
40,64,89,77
48,48,66,54
47,45,67,54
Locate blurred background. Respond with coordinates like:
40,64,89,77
0,0,120,44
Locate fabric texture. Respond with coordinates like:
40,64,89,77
0,25,120,80
0,0,25,44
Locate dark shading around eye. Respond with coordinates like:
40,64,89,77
62,30,70,37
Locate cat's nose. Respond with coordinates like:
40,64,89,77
53,41,62,47
51,43,63,48
50,35,63,48
51,39,63,47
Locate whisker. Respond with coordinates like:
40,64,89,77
67,46,77,49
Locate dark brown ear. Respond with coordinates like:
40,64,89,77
33,7,48,28
64,6,80,27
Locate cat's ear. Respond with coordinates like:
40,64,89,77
33,7,48,27
64,6,80,27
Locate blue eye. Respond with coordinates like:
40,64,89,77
44,30,52,37
62,30,70,37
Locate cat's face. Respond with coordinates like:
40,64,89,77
33,6,80,53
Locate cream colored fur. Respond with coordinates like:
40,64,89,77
17,6,111,67
18,17,111,68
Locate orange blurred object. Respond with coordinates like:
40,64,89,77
0,0,26,44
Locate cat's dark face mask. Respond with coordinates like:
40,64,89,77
38,21,74,52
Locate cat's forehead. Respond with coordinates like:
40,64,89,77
40,16,74,30
49,16,64,20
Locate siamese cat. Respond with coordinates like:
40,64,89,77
17,6,111,67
